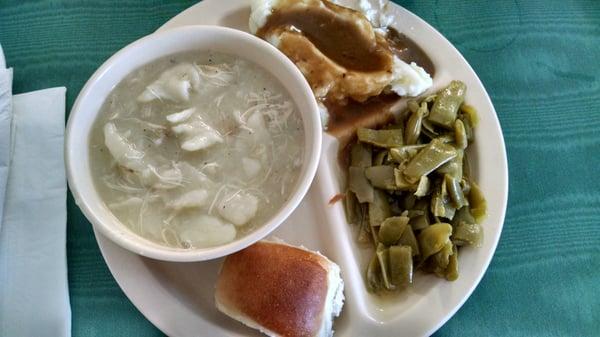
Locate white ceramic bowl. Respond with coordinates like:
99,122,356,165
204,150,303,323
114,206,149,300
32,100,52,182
66,26,322,262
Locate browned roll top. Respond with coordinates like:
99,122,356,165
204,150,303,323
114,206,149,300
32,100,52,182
216,241,330,337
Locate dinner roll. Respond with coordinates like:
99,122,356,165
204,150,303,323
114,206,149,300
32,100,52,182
215,240,345,337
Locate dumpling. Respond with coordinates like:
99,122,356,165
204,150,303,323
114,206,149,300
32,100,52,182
140,165,183,190
171,116,223,151
242,157,262,178
165,189,210,211
178,214,237,248
166,107,195,124
103,122,146,172
137,63,201,103
218,191,259,226
246,111,270,140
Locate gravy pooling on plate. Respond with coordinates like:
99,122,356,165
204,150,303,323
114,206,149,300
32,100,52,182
89,51,305,249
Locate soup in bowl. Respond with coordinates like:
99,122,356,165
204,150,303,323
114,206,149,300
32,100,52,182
66,26,321,262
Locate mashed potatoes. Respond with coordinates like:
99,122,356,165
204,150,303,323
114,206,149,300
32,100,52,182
249,0,432,103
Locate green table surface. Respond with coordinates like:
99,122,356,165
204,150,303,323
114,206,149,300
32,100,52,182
1,1,599,336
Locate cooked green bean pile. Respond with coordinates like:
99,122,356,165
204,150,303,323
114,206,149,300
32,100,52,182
344,81,487,293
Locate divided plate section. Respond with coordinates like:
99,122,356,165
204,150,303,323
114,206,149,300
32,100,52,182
313,92,507,335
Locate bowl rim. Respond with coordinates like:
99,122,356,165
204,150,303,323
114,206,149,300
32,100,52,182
65,25,322,262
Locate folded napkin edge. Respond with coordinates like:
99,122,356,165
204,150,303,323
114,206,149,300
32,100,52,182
13,86,66,98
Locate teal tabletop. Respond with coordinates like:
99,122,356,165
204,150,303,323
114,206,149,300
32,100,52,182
1,1,599,336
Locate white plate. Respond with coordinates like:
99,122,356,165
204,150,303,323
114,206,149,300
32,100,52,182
95,1,508,336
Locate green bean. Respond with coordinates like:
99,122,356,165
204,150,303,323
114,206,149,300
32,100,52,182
454,119,468,150
414,175,431,197
376,243,393,290
451,206,476,227
459,105,478,142
410,214,430,231
351,142,372,168
357,127,403,148
357,223,371,244
428,80,466,128
418,223,452,259
406,209,424,218
378,216,409,245
365,165,397,190
441,179,456,219
460,177,471,196
403,139,457,183
389,246,413,287
423,94,437,103
431,187,445,218
453,221,483,247
445,174,468,209
407,100,420,114
366,253,382,292
461,116,474,142
432,241,453,274
435,133,455,144
468,181,487,223
384,122,405,130
401,194,417,210
431,181,456,220
345,81,486,293
445,245,459,281
433,241,452,270
389,145,426,164
460,104,479,127
405,102,427,145
373,150,387,166
357,205,371,244
413,198,430,211
369,190,391,228
437,149,463,180
349,166,374,203
389,148,404,163
421,118,439,139
462,150,472,178
393,167,416,190
398,225,420,256
410,199,431,230
344,190,359,225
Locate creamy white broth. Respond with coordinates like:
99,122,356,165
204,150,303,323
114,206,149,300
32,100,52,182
89,51,304,249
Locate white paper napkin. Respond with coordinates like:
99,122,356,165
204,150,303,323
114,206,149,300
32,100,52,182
0,87,71,337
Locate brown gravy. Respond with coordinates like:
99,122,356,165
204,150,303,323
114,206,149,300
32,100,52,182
324,94,398,138
257,1,393,72
322,28,435,138
257,0,435,143
332,96,398,168
387,27,435,76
